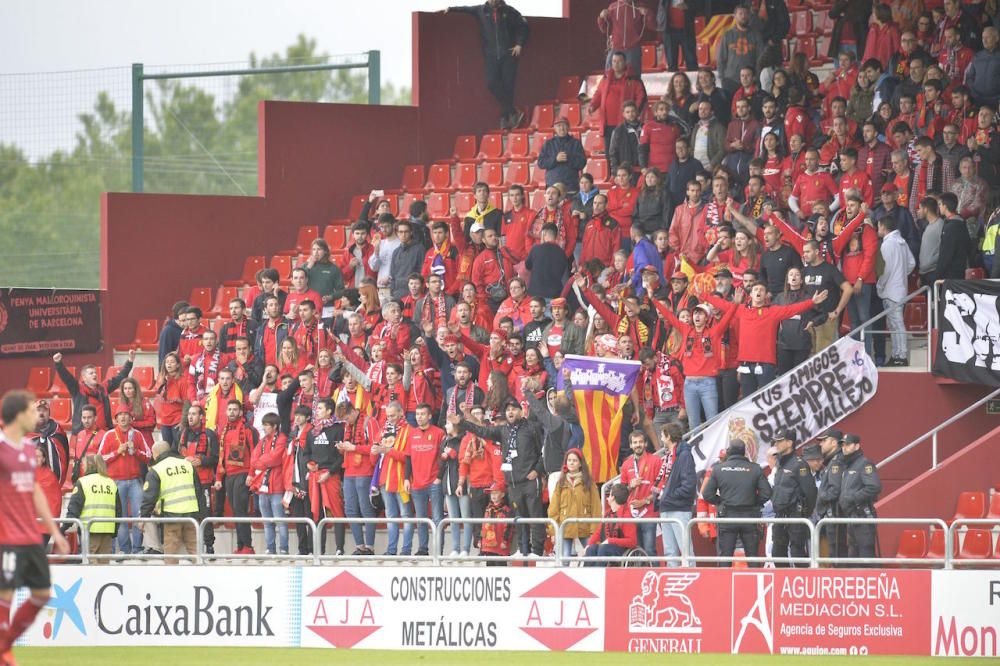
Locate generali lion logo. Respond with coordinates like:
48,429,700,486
628,572,702,634
305,571,381,648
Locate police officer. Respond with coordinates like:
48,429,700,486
141,441,204,564
701,440,772,567
770,427,817,567
65,454,122,555
814,429,847,563
838,433,882,565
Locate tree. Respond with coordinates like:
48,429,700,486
0,34,409,288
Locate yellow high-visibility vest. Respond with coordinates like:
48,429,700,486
149,457,200,515
79,473,117,534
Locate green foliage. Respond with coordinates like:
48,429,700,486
0,35,408,289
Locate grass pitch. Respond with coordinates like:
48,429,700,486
13,648,991,665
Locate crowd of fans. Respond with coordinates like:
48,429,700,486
25,0,1000,565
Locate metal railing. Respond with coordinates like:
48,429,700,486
81,517,202,564
685,517,816,567
200,516,318,564
851,285,932,372
878,386,1000,469
948,518,1000,565
437,517,559,564
813,517,952,568
557,517,686,565
47,518,85,563
315,517,438,565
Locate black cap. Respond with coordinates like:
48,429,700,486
842,433,861,445
801,444,823,461
715,268,733,279
772,427,796,444
503,398,523,411
820,429,844,441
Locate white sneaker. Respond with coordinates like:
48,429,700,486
527,552,540,559
448,550,459,558
459,550,469,558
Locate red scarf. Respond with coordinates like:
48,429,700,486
422,294,448,329
194,349,221,400
530,205,568,249
219,418,250,467
297,319,321,361
447,381,476,417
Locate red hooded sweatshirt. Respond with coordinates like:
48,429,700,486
98,427,152,481
405,423,447,490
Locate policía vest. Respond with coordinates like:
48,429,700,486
79,473,118,534
150,457,200,515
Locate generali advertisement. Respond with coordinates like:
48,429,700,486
14,566,998,656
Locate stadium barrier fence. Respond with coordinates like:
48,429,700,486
813,517,952,568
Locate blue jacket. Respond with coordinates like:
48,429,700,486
630,237,662,291
158,319,183,367
537,135,587,190
658,442,697,513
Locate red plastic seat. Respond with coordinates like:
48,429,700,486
967,268,986,280
323,225,347,250
904,301,927,332
504,131,532,159
425,164,454,192
477,134,504,161
26,367,53,398
582,130,605,156
530,103,555,130
530,164,548,188
426,192,451,219
401,164,425,192
347,194,366,221
269,255,293,282
795,35,817,58
114,319,160,352
453,192,475,215
187,287,213,315
104,366,123,383
586,157,609,185
986,493,1000,519
132,366,155,392
560,102,583,129
555,75,582,102
895,529,928,559
958,529,994,559
49,398,72,429
814,11,835,35
787,0,807,8
816,35,833,60
791,10,814,34
696,41,711,68
294,225,319,253
453,135,477,162
527,188,545,210
208,286,241,317
49,368,74,398
399,192,424,218
454,162,479,191
489,191,505,211
224,256,266,288
927,529,959,559
504,161,530,186
481,162,505,188
530,130,553,157
641,43,658,72
952,491,987,523
108,396,121,417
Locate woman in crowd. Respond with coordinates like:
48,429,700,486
547,448,602,560
634,167,672,236
773,267,814,373
760,132,785,200
509,347,548,404
440,418,472,557
277,338,307,376
118,377,156,443
153,351,185,445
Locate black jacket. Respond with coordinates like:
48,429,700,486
439,435,463,495
815,449,845,518
303,422,345,477
936,217,970,280
390,241,428,300
702,454,772,514
449,2,530,59
838,448,882,516
55,360,134,434
524,392,577,475
158,319,183,367
461,417,544,485
771,451,818,516
633,187,673,235
609,120,642,175
658,442,698,512
538,134,588,190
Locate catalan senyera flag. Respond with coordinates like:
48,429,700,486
559,354,642,483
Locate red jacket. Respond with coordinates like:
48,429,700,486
422,242,462,295
369,320,411,364
590,69,647,128
338,242,377,287
501,207,535,262
618,452,663,518
458,433,501,489
216,419,257,479
494,295,534,331
704,294,816,366
580,213,621,266
461,331,515,390
250,431,288,495
153,375,186,428
587,504,638,548
840,220,879,285
597,1,653,53
838,170,874,209
471,246,516,293
653,300,737,377
639,118,681,171
177,324,207,366
784,104,815,146
342,414,379,478
98,428,152,481
606,185,639,235
791,171,838,215
405,424,447,490
668,201,709,263
285,289,323,320
862,22,901,67
480,501,514,555
71,428,106,467
290,319,335,365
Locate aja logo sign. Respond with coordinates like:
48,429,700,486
305,571,381,648
519,572,599,651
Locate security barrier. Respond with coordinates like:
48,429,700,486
556,517,687,566
813,517,952,568
80,516,201,564
686,516,816,567
437,517,559,564
315,517,438,564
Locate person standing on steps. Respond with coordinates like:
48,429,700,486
445,1,530,130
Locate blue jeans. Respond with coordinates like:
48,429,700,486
115,478,143,554
444,493,473,553
344,475,376,547
159,425,176,447
561,536,586,559
847,282,873,356
410,483,444,553
637,522,658,557
381,487,413,555
737,362,777,398
683,377,719,429
258,492,288,553
660,510,691,567
583,542,626,567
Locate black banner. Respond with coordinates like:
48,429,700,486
933,280,1000,386
0,289,103,357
